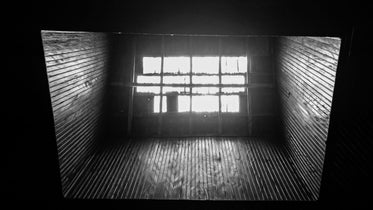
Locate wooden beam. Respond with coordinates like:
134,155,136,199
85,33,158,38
189,36,193,135
127,37,137,136
158,36,165,136
218,38,222,135
246,38,253,136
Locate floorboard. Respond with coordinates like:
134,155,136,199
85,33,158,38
66,137,313,200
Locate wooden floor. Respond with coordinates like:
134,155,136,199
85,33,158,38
64,137,314,200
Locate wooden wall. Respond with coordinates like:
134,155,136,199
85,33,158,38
275,37,341,199
41,31,110,196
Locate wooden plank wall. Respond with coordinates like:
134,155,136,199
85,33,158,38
41,31,110,196
275,37,341,199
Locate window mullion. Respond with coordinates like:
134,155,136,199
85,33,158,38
218,38,222,134
189,37,193,134
158,36,165,135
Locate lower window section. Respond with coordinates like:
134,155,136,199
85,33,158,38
153,94,240,113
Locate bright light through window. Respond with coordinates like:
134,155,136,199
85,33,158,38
163,76,190,84
137,86,160,94
192,75,219,84
154,96,167,113
137,75,161,84
192,95,219,112
163,87,189,94
192,57,219,74
222,87,245,93
164,57,190,74
178,95,190,112
143,57,161,74
222,75,245,84
221,56,247,73
192,87,219,94
221,95,239,112
138,56,246,113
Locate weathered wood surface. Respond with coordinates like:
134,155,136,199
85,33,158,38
276,37,341,199
66,137,313,200
41,31,110,196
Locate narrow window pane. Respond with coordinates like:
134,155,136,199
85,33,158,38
163,87,189,94
178,95,190,112
163,76,190,84
136,86,160,94
238,56,248,73
154,96,167,113
137,75,161,84
221,95,239,112
222,75,245,84
164,57,190,74
192,75,219,84
192,95,219,112
192,87,219,94
192,57,219,74
221,56,247,73
222,87,245,93
143,57,161,74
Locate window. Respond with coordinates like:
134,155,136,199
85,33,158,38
136,56,247,113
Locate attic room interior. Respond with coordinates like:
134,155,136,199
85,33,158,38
8,0,372,209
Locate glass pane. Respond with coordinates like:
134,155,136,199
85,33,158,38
192,95,219,112
222,75,245,84
192,87,219,94
154,96,167,113
137,75,161,84
163,76,190,84
192,75,219,84
136,86,160,94
192,57,219,74
163,87,189,94
143,57,161,74
221,56,247,73
222,87,245,93
178,95,190,112
221,95,239,112
164,57,190,74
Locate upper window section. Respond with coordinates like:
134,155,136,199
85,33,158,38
142,56,247,75
221,56,247,74
192,57,219,74
164,57,190,74
143,57,161,74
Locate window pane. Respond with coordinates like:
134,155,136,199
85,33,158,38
178,95,190,112
192,95,219,112
164,57,190,74
154,96,167,113
222,75,245,84
163,76,190,84
143,57,161,74
163,87,189,94
192,87,219,94
137,75,161,84
221,56,247,73
192,75,219,84
222,87,245,93
136,86,160,94
192,57,219,74
221,95,239,112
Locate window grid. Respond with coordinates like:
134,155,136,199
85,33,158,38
137,56,247,113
